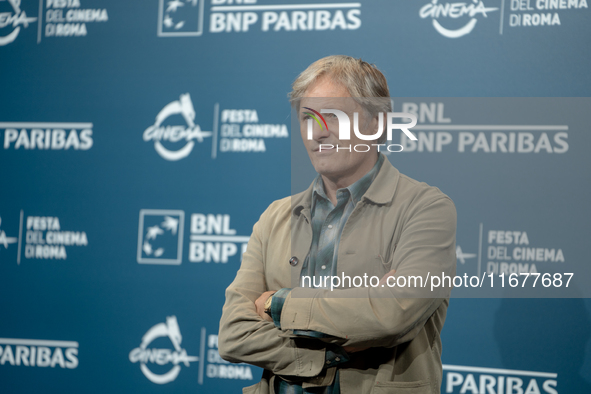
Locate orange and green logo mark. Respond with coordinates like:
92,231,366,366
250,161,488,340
303,107,328,131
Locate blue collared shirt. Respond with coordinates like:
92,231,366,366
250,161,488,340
270,154,384,394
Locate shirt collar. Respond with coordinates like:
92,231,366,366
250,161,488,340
292,154,400,220
312,154,384,206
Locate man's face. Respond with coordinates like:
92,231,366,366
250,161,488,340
299,76,380,184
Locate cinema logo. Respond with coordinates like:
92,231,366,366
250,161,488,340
443,364,557,394
0,0,37,46
456,245,477,264
2,122,93,150
24,215,88,261
143,94,289,160
0,211,89,263
218,108,288,153
44,0,109,39
129,316,198,384
508,0,588,29
486,229,565,276
303,107,417,153
456,223,567,284
143,93,212,161
419,0,499,38
0,216,17,251
0,337,79,369
206,334,253,381
0,0,109,46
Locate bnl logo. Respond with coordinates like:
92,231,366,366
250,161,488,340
137,210,185,265
189,214,249,263
137,210,249,265
158,0,204,37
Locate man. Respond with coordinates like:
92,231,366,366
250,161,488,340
219,55,456,394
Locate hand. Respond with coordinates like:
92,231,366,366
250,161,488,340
379,269,396,287
255,290,276,322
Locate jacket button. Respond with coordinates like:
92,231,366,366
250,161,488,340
289,256,299,266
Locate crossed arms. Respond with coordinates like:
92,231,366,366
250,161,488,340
218,196,456,377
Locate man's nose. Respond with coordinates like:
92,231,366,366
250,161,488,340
309,119,331,141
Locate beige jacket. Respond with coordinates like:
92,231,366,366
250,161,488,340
219,156,457,394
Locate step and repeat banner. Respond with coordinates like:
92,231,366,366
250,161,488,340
1,0,590,393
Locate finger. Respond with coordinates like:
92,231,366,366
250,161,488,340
379,269,396,286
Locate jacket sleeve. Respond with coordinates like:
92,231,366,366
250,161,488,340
217,203,327,377
279,196,457,349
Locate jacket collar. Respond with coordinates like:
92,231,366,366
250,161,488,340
291,154,400,218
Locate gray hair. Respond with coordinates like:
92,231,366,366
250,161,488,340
289,55,392,144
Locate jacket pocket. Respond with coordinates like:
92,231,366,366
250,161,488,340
372,379,432,394
242,381,262,394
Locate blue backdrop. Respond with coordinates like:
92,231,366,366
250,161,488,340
1,0,590,392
